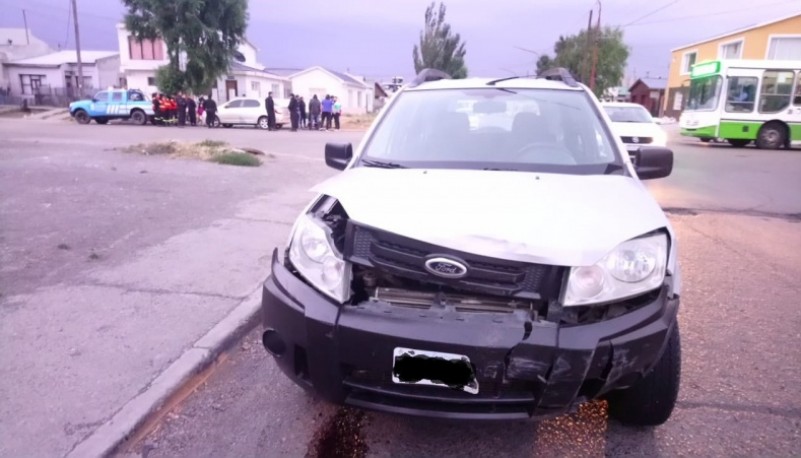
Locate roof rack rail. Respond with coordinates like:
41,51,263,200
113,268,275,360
408,68,452,88
536,67,579,88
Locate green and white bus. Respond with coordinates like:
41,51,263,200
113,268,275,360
679,59,801,149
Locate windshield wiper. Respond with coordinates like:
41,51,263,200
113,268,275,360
361,159,406,169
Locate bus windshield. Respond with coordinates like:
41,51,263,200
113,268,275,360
686,75,722,111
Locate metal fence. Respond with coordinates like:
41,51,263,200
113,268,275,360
0,85,95,108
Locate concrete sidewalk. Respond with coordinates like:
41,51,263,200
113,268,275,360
0,122,351,457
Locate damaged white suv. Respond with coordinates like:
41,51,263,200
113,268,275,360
261,68,681,425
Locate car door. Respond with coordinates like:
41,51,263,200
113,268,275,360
108,91,125,117
218,99,243,124
240,99,262,125
90,91,110,117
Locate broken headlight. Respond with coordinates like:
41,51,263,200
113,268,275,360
288,213,351,303
563,233,667,306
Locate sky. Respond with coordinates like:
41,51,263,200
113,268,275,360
1,0,799,83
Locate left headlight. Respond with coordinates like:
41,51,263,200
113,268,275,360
652,128,668,147
288,213,351,303
563,233,668,306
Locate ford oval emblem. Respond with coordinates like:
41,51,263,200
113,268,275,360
424,257,468,279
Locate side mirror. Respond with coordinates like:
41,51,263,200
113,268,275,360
630,146,673,180
325,143,353,170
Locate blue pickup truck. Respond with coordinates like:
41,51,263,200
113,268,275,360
69,89,154,125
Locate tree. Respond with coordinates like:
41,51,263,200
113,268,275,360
536,27,629,97
123,0,248,94
412,2,468,79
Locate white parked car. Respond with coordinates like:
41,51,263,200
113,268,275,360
602,102,668,148
215,97,286,129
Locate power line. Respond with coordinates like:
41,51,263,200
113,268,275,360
623,0,795,27
622,0,679,27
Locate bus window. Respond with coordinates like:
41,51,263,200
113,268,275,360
725,76,757,113
687,76,721,111
794,72,801,106
759,70,794,113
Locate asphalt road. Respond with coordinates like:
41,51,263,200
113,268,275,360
110,126,801,457
3,119,799,457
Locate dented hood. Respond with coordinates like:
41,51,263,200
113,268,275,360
312,167,669,267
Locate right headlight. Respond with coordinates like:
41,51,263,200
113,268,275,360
563,233,668,306
288,213,351,303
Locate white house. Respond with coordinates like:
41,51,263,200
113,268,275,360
0,28,53,92
4,50,120,105
116,24,287,101
268,66,374,114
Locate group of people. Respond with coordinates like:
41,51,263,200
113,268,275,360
151,92,218,128
265,92,343,132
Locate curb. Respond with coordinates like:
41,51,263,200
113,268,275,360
65,286,263,458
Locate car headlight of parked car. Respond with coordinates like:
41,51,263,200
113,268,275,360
563,233,667,306
288,213,351,303
652,129,668,147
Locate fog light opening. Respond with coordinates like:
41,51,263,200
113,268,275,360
262,329,286,357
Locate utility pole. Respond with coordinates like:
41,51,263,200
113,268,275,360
22,9,30,44
583,9,593,84
589,0,602,93
70,0,84,98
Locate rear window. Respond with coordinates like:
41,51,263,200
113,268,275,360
242,99,260,108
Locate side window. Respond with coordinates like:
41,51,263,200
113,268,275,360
94,91,110,102
128,90,144,101
759,70,794,113
725,76,758,113
242,99,260,108
111,92,123,102
225,100,243,109
794,72,801,106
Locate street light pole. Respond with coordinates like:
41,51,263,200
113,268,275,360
590,0,602,93
71,0,84,98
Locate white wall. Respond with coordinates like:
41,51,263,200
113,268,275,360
126,70,157,95
96,56,122,89
290,69,370,114
6,64,104,96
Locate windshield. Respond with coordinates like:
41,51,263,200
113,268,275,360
686,75,722,111
360,88,622,174
603,105,654,123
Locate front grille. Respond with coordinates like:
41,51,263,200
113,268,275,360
620,136,653,144
345,224,564,300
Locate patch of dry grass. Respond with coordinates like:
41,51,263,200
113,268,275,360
119,140,266,166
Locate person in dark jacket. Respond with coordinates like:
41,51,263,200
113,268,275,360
299,96,307,128
204,97,218,128
187,96,197,126
288,94,299,131
176,92,187,127
265,92,276,130
308,94,321,130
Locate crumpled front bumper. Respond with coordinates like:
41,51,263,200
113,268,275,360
261,251,679,420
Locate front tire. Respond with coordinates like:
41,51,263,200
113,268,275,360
223,123,233,128
74,110,90,125
257,116,269,130
607,324,681,426
94,118,109,125
756,122,787,150
130,109,147,126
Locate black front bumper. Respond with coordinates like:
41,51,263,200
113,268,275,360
261,251,679,420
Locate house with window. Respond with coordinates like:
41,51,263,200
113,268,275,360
0,28,53,97
665,12,801,117
115,24,287,101
4,50,120,105
267,67,374,114
629,77,667,117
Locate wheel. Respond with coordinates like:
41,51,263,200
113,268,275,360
94,118,109,125
275,123,283,130
756,122,787,149
699,138,711,143
130,109,148,126
223,123,233,128
74,110,90,125
257,116,269,130
727,139,750,147
607,324,681,426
